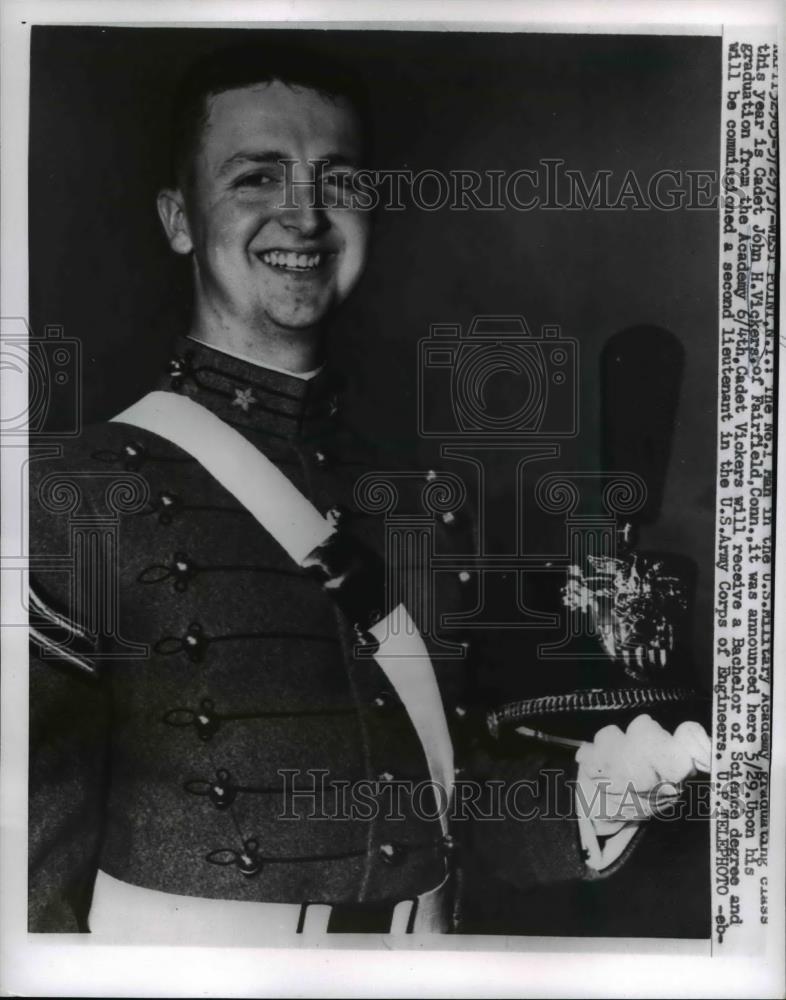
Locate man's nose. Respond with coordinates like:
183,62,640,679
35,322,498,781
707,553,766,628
280,168,329,236
280,199,329,237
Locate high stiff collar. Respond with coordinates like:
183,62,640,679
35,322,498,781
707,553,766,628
158,335,341,442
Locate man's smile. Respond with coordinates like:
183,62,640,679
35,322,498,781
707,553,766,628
257,249,328,272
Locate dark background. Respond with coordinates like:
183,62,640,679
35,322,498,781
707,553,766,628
30,26,720,936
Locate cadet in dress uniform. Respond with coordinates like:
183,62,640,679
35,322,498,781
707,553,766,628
28,43,708,938
29,333,592,936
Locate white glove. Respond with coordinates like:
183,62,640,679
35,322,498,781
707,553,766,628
575,715,710,853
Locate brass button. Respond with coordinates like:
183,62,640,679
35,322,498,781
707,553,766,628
442,834,458,856
195,698,220,741
237,838,263,877
156,491,181,525
354,625,380,654
378,842,406,866
183,622,209,663
326,505,348,527
122,441,147,471
172,552,197,592
372,691,396,713
208,769,237,810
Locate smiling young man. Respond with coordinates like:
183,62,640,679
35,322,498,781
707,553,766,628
27,42,709,940
157,69,371,371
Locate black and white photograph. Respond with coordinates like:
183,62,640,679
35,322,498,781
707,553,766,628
1,2,783,997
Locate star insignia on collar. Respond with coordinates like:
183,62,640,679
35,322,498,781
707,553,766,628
232,387,257,412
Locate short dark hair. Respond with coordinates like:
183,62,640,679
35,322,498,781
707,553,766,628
169,41,371,188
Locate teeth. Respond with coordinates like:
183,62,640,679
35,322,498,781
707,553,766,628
261,250,322,270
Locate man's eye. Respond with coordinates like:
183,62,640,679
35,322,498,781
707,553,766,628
235,172,277,189
324,173,353,189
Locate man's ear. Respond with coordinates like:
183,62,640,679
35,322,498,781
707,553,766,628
157,189,194,255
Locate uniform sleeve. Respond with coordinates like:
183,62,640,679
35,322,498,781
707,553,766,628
453,737,645,935
459,741,583,889
28,645,110,931
452,540,644,895
28,458,111,932
451,613,644,908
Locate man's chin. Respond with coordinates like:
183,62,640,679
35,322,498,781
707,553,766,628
257,299,337,334
253,308,330,337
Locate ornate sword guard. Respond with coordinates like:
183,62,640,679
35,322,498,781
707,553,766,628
562,525,691,684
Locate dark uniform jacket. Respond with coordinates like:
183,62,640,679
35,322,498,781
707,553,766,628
28,336,591,933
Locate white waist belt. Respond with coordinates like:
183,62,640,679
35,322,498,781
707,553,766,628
88,870,451,941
